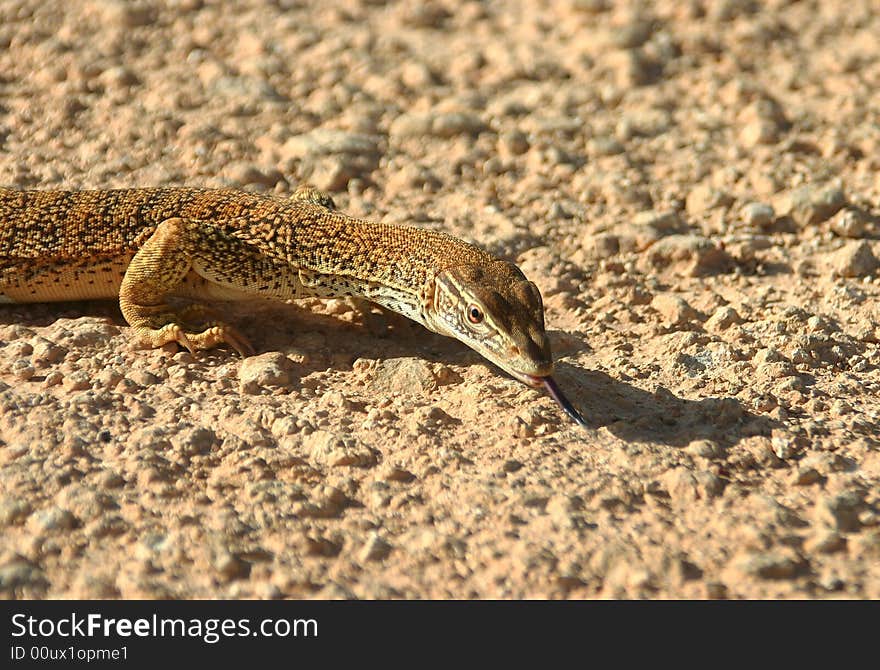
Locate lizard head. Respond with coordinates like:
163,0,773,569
424,260,588,428
425,260,554,386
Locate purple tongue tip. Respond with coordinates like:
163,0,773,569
542,376,589,428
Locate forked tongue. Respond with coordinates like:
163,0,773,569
542,376,589,428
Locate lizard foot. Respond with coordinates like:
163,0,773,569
132,320,255,357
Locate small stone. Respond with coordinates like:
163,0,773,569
790,466,821,486
173,426,218,456
827,240,878,278
546,494,582,527
128,370,160,386
502,459,524,473
223,162,284,188
0,498,32,525
663,468,722,504
304,431,375,468
61,370,92,391
641,234,733,276
383,467,416,483
804,530,846,554
0,560,47,593
390,111,487,139
829,208,867,238
372,358,437,394
607,48,661,87
739,118,780,147
28,507,78,533
31,338,67,367
632,209,683,233
359,532,392,562
686,183,734,216
684,439,725,458
741,202,775,227
582,233,620,258
617,108,672,139
281,129,381,160
399,62,436,89
278,129,381,191
239,352,296,392
11,359,35,381
815,491,863,532
651,294,700,326
704,582,727,599
732,551,800,580
705,306,742,332
214,552,249,581
774,183,846,227
498,130,530,157
588,135,625,156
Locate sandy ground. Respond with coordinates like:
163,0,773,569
0,0,878,599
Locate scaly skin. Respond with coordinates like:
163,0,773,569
0,184,586,426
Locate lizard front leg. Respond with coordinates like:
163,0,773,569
119,217,255,356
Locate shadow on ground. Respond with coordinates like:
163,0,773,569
551,361,781,449
2,301,780,449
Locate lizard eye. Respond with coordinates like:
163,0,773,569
467,304,484,324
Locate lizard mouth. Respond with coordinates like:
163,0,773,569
509,370,589,428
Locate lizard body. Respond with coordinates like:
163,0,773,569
0,185,587,426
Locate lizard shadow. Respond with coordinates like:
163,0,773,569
1,301,778,449
250,307,778,450
551,361,781,449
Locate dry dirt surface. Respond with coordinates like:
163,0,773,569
1,0,879,600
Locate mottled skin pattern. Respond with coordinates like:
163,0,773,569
0,185,554,385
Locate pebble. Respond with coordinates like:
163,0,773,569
790,466,822,486
62,321,119,348
826,240,878,278
616,108,672,139
641,234,733,276
705,306,742,332
0,498,32,525
740,202,775,227
31,338,67,366
278,129,381,191
371,358,437,394
804,530,846,554
239,352,296,393
732,551,800,580
359,532,392,562
684,439,725,458
11,359,35,381
651,293,701,327
829,208,867,238
223,162,285,188
632,209,683,233
61,370,92,392
214,551,250,581
685,183,734,216
497,130,530,158
774,183,846,227
304,430,375,468
28,507,78,533
815,491,863,532
390,111,488,139
0,560,47,593
587,135,625,156
607,49,661,87
172,427,218,456
281,128,381,159
663,468,723,504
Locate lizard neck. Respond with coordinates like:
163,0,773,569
279,202,493,327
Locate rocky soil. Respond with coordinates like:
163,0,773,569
0,0,878,599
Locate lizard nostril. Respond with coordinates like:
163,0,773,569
509,344,521,356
